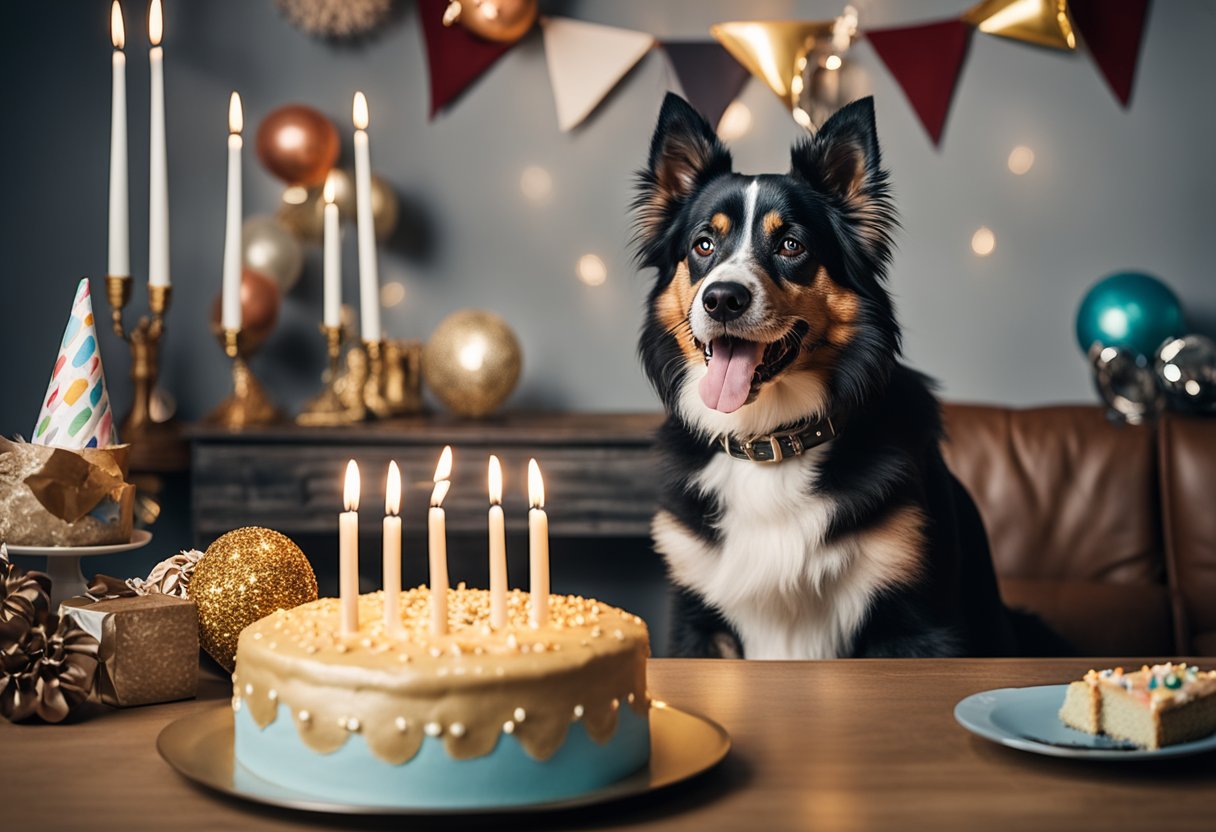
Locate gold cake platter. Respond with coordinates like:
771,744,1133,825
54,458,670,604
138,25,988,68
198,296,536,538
158,703,731,816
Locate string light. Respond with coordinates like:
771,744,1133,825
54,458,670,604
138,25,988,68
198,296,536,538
380,281,406,308
1008,145,1035,175
971,227,996,257
717,101,752,141
577,254,607,287
520,165,553,202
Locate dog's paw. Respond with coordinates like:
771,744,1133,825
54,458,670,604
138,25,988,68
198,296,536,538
712,632,742,659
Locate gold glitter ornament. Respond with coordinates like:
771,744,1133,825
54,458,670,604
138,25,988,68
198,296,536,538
194,527,318,671
422,310,522,418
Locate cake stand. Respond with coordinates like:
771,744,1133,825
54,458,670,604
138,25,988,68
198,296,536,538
5,529,153,607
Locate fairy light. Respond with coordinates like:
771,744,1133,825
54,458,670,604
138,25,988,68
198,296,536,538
971,227,996,257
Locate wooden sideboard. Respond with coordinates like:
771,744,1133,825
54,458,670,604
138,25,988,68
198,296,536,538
188,412,665,544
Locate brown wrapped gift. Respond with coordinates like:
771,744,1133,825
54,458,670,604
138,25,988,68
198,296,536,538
59,593,198,708
0,438,135,546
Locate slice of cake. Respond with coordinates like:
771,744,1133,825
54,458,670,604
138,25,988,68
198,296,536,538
1059,664,1216,750
232,587,650,808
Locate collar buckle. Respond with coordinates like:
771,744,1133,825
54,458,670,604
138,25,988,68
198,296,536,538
720,417,838,464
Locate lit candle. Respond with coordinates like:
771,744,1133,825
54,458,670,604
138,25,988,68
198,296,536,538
148,0,170,287
351,92,381,342
322,173,341,329
383,460,402,633
340,459,360,635
108,1,129,278
488,455,507,629
528,458,549,628
220,92,243,332
428,446,452,636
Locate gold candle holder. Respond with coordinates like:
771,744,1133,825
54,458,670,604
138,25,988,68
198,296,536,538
204,328,282,429
361,339,394,420
384,339,424,417
106,276,171,435
296,325,365,425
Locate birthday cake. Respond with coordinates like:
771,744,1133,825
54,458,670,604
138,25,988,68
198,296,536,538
1059,664,1216,749
232,586,651,808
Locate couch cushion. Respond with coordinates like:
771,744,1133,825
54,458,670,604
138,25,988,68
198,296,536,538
1000,578,1175,657
942,404,1162,585
1158,413,1216,656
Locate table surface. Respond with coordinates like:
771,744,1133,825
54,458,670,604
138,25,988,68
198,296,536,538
4,658,1214,832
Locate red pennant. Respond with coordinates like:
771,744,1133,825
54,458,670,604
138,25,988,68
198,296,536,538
866,19,972,146
418,0,514,118
1069,0,1150,107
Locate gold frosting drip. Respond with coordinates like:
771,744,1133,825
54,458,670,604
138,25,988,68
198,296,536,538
233,587,649,764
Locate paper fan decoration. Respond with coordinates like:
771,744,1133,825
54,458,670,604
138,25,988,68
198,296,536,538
32,279,119,449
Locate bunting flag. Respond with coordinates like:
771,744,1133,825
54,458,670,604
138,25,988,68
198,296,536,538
866,20,973,146
963,0,1077,50
418,0,515,117
662,41,752,129
541,17,655,131
1070,0,1150,107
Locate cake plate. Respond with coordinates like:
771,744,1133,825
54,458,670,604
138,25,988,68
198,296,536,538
5,529,153,608
158,703,731,815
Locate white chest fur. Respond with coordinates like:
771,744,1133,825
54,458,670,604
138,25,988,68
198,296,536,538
652,450,888,660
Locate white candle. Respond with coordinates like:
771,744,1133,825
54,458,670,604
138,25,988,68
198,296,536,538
220,92,243,332
148,0,170,287
108,2,129,278
352,92,381,342
383,460,402,633
488,455,507,629
428,446,453,636
340,459,360,636
528,458,549,628
322,174,341,328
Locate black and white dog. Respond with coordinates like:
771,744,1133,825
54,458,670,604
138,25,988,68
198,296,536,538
633,93,1048,660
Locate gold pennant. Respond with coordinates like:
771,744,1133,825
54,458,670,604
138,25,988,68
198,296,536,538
711,20,836,127
963,0,1076,50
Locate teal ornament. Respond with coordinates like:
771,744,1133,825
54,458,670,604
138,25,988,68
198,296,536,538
1075,272,1186,357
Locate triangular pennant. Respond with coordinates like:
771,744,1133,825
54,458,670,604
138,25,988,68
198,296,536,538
418,0,515,118
541,17,655,131
866,20,972,146
661,41,751,130
963,0,1076,50
33,278,119,449
1069,0,1150,107
711,20,835,114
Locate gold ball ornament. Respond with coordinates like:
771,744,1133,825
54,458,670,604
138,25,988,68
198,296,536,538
443,0,537,43
192,527,318,672
423,310,522,418
275,170,398,245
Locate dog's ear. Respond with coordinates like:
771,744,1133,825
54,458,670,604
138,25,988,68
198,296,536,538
632,93,733,268
790,97,895,270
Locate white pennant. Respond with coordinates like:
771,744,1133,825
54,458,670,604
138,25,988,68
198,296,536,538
541,16,656,131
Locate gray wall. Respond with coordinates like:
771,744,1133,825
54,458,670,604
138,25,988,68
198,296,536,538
4,1,1215,431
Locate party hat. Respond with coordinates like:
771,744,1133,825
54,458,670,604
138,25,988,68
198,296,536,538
32,278,119,449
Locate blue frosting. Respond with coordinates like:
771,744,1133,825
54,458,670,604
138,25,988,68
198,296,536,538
234,703,650,808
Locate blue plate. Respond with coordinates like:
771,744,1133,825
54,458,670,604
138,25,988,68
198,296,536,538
954,684,1216,760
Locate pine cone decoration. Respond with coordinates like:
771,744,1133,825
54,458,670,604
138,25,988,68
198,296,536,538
276,0,394,39
0,543,51,625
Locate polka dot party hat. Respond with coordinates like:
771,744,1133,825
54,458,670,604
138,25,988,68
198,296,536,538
32,278,119,448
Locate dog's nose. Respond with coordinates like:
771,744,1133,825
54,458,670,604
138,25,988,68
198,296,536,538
702,282,752,322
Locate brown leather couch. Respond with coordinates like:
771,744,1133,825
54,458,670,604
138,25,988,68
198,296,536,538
941,404,1215,657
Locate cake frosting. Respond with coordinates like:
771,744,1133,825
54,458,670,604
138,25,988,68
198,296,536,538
231,586,651,807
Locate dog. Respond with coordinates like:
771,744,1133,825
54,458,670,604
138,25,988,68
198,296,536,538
633,93,1053,660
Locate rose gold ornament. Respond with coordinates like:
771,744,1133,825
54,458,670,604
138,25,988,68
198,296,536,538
209,268,282,353
256,105,341,186
442,0,537,43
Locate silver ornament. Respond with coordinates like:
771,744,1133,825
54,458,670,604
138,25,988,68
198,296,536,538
1155,335,1216,412
1089,342,1161,425
242,216,304,294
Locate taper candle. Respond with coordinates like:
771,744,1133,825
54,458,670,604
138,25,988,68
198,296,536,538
528,458,549,628
148,0,170,287
351,91,381,342
108,1,129,278
340,459,360,635
428,446,453,636
383,460,402,633
488,455,507,629
220,92,243,332
322,173,341,329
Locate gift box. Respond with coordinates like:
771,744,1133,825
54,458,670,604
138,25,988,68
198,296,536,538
59,590,197,708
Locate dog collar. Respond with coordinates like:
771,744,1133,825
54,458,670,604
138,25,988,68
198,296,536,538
720,417,837,464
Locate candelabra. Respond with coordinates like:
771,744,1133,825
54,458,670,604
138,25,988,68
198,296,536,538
205,328,281,429
297,325,365,425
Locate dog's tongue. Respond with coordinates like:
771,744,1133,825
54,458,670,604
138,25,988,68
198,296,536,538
700,338,764,413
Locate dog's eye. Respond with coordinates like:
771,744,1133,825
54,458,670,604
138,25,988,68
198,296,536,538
779,238,805,257
693,237,715,257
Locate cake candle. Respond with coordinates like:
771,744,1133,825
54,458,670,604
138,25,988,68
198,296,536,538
488,455,507,629
383,461,402,634
108,1,129,279
428,446,453,636
528,458,549,628
340,459,360,636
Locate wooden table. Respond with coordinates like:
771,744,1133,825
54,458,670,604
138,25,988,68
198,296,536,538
3,659,1213,831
